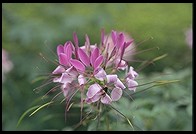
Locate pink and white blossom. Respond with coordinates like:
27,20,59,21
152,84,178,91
51,30,139,105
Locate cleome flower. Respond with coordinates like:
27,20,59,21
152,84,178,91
52,30,138,106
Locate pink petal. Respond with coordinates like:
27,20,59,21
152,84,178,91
70,59,85,72
85,97,93,104
127,66,138,79
90,47,100,66
89,45,97,51
120,43,126,60
91,91,102,102
126,78,138,92
111,30,117,45
53,77,61,83
73,32,79,59
124,40,134,49
101,94,112,104
94,68,106,81
115,78,126,89
109,46,117,59
61,83,71,97
73,32,79,48
80,46,85,51
94,55,104,69
101,29,105,44
86,94,102,104
66,66,78,76
86,83,102,98
78,74,86,85
64,42,73,60
70,42,75,52
84,36,91,54
63,42,69,51
57,45,64,55
59,53,69,66
116,59,127,70
111,88,122,101
106,75,118,83
85,34,90,47
52,65,65,74
116,33,124,48
58,73,74,84
78,48,90,66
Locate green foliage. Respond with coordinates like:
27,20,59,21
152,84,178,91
2,3,192,131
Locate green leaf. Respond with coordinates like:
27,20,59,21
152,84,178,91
29,101,54,117
152,54,168,62
154,80,180,86
109,105,134,131
31,76,48,83
17,105,40,127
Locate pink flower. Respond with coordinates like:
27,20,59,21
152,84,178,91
51,29,139,105
52,66,78,97
57,41,74,67
85,83,112,105
2,49,13,82
103,31,135,65
125,66,138,92
126,79,138,92
86,72,126,105
126,66,138,79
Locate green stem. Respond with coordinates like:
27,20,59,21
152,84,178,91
105,113,110,131
109,105,134,131
96,101,102,130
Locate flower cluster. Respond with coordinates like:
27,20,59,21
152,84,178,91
52,30,138,105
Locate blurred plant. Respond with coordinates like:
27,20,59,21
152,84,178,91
185,26,192,49
2,49,13,82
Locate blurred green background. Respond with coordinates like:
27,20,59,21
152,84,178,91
2,3,192,131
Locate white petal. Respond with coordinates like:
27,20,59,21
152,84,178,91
85,97,93,104
111,88,122,101
61,84,70,97
127,66,138,79
91,91,102,102
115,78,126,89
66,66,78,76
53,77,61,83
116,59,127,70
106,75,118,83
58,73,73,84
78,74,86,85
86,83,102,98
126,78,138,92
52,65,65,74
101,94,112,104
94,68,106,81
